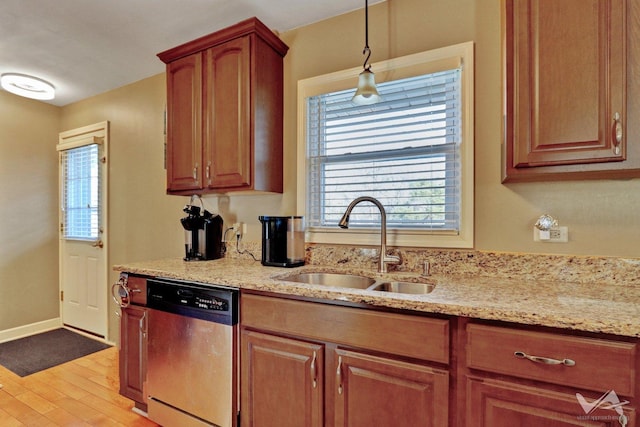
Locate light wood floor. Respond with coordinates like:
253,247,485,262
0,346,158,426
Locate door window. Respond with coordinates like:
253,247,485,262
60,143,101,240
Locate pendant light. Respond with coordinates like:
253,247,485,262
352,0,381,105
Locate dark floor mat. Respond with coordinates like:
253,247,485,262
0,328,111,377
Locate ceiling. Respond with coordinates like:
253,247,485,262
1,0,376,106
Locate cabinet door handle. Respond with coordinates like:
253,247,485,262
514,351,576,366
613,112,623,155
140,311,147,338
336,355,343,395
206,161,211,184
193,163,199,180
310,351,317,389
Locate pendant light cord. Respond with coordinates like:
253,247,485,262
362,0,372,71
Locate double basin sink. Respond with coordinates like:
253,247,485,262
279,271,435,295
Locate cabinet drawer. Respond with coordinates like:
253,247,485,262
467,324,637,395
127,275,147,306
242,294,449,364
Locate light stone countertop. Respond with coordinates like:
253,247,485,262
114,256,640,338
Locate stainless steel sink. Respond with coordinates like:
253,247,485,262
280,271,436,295
369,281,436,295
282,272,376,289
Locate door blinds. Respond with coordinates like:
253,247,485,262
60,143,101,240
305,68,462,231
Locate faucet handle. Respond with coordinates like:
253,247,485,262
380,253,401,273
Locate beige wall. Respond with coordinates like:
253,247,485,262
0,91,60,331
279,0,640,257
2,0,639,338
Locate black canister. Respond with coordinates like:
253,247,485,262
258,216,305,267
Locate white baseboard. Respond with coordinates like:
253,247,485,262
0,318,62,344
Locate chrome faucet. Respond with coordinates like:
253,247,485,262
338,196,401,273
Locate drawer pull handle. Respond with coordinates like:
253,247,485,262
514,351,576,367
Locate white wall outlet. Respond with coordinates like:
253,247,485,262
233,222,243,238
533,226,569,243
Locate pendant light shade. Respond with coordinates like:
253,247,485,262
352,68,381,105
352,0,381,105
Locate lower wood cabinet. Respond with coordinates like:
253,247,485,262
464,323,637,427
116,275,148,410
115,284,640,426
333,348,449,427
241,330,323,427
239,293,639,426
468,377,633,427
241,329,449,427
119,304,148,410
240,293,451,426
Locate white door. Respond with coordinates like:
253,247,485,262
58,122,109,337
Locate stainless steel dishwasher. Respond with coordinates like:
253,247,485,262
146,278,239,427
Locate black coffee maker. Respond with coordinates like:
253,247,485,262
258,216,305,267
181,196,224,261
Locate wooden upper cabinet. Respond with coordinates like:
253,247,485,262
158,17,288,194
503,0,629,182
166,54,203,192
204,36,251,190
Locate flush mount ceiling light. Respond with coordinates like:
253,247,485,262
351,0,381,105
1,73,55,100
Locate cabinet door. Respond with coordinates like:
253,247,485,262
241,330,323,427
166,54,203,192
204,36,251,190
333,349,449,427
504,0,626,180
467,377,635,427
119,305,147,405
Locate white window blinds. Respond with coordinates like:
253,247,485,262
60,143,101,240
306,68,462,231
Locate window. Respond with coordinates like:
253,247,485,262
60,143,102,240
297,42,474,248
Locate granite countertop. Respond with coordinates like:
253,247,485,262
114,255,640,338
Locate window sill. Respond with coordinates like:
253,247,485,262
306,227,473,249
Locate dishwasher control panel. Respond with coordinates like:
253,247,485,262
147,278,238,325
191,293,228,311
